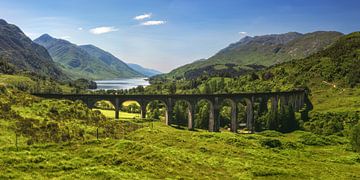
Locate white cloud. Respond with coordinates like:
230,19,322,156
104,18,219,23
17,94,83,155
141,20,166,26
89,26,118,34
134,13,152,20
60,36,71,40
239,31,247,36
78,27,83,31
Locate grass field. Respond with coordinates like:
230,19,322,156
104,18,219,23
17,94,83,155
0,120,359,179
310,87,360,113
1,76,360,179
94,109,140,119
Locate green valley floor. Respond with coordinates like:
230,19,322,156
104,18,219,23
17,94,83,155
0,120,360,179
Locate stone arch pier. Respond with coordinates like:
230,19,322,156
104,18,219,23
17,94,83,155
33,90,311,133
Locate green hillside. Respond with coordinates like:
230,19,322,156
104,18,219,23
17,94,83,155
0,86,359,179
163,31,343,79
0,31,360,179
34,34,143,80
0,19,68,81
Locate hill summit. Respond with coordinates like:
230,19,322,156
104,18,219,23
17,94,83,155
0,19,67,80
34,34,143,80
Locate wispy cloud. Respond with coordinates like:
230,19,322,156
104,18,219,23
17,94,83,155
60,36,71,40
141,20,166,26
89,26,118,34
134,13,152,20
239,31,247,36
77,27,83,31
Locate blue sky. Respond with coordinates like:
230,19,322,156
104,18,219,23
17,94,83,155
1,0,360,72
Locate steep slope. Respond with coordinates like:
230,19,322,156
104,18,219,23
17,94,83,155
164,31,343,78
127,63,162,77
0,19,67,80
79,45,143,78
262,31,360,89
34,34,143,80
194,32,360,92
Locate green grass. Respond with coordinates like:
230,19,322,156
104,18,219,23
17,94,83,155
0,120,359,179
310,87,360,113
0,74,36,87
0,74,76,93
95,109,140,119
2,92,358,179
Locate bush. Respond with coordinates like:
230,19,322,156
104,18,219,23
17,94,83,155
298,133,341,146
303,112,360,136
258,130,284,137
350,122,360,152
260,138,282,148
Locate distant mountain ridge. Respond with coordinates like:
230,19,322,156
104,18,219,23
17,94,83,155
0,19,67,80
34,34,143,80
163,31,343,78
127,63,162,77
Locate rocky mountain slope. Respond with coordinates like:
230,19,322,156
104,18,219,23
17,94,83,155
164,31,343,78
0,19,67,80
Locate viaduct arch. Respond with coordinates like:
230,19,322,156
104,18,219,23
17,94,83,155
32,90,311,133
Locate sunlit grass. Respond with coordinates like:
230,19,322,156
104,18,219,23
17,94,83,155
122,101,139,106
0,120,359,179
310,87,360,113
94,109,140,119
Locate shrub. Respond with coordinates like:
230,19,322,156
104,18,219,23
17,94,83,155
258,130,284,137
303,112,360,136
260,138,282,148
350,122,360,152
298,133,341,146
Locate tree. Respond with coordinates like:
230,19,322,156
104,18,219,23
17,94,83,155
173,102,187,126
168,82,176,94
195,101,209,129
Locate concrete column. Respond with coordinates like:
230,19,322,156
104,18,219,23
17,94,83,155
187,102,195,130
246,98,254,133
292,95,297,111
300,93,305,108
230,100,238,133
115,98,120,119
208,101,215,132
271,95,279,114
140,102,147,119
208,98,220,132
280,95,289,113
258,97,268,115
294,94,301,112
165,98,173,125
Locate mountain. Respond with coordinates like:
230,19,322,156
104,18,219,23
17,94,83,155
34,34,143,80
78,45,144,77
201,31,360,92
0,19,67,80
163,31,343,79
262,31,360,89
127,63,162,77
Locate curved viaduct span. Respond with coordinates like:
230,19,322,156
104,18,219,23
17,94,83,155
32,90,311,133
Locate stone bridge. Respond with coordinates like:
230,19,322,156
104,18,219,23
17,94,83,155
32,90,311,133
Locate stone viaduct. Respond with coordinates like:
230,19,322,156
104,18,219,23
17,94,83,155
32,90,311,133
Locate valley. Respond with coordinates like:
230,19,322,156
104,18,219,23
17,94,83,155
0,1,360,178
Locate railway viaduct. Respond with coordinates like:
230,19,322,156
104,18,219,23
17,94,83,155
33,90,311,133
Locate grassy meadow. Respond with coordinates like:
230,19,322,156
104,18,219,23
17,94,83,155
1,120,360,179
1,74,360,179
